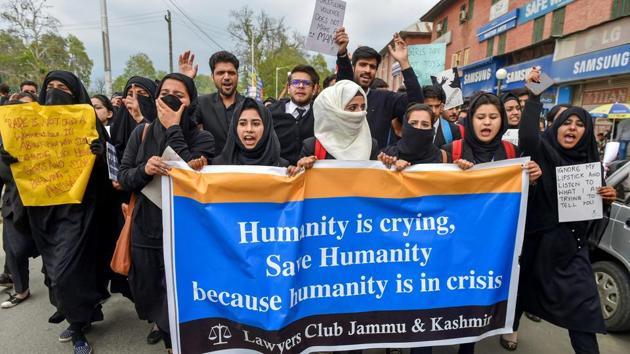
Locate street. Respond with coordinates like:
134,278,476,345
1,227,629,354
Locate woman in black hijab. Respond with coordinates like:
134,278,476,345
109,76,158,163
118,73,214,352
378,103,446,169
23,70,111,353
516,73,616,353
213,97,288,166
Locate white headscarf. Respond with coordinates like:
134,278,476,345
313,80,372,160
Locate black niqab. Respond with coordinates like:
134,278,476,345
38,70,91,105
461,93,509,163
141,73,199,159
212,97,283,166
109,76,158,160
396,119,442,164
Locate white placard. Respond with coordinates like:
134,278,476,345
556,162,603,222
502,129,519,146
106,142,119,181
431,67,463,110
305,0,346,56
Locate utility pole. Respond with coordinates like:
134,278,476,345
165,10,173,73
99,0,112,96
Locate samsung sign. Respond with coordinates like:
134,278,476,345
552,44,630,82
518,0,574,24
502,55,553,91
460,58,502,97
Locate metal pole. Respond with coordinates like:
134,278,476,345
275,67,279,98
251,31,255,89
99,0,112,96
497,79,503,96
165,10,173,73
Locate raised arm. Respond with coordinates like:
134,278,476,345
518,69,544,159
334,27,353,82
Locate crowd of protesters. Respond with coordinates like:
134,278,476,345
0,26,619,354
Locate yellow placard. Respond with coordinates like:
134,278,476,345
0,102,99,206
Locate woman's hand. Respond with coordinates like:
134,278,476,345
598,186,617,204
286,165,301,177
377,152,397,168
188,156,208,171
454,159,474,170
526,161,542,184
157,98,185,129
123,85,144,123
297,156,317,170
395,159,411,171
144,156,171,176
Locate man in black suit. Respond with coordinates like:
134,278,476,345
179,50,244,153
269,65,319,165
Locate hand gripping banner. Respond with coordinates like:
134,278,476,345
162,159,530,353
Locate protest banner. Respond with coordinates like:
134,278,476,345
0,102,98,206
431,68,463,110
305,0,346,56
408,43,446,86
162,159,529,353
106,142,119,181
556,162,603,222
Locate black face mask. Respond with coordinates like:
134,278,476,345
44,88,75,105
136,94,157,122
160,94,182,111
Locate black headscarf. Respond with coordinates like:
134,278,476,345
500,92,520,106
109,76,158,160
39,70,91,105
542,106,600,166
460,92,509,163
212,97,284,166
395,104,442,164
140,73,200,159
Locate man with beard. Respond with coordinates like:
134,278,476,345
334,28,423,149
442,105,460,123
270,65,320,165
178,50,244,153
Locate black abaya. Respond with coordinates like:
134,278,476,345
518,100,606,334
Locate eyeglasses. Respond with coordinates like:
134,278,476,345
290,79,314,87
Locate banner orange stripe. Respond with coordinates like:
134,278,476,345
170,165,523,204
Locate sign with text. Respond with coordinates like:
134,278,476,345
0,103,98,206
476,9,518,42
489,0,509,21
551,44,630,84
518,0,574,24
305,0,346,56
554,16,630,61
408,44,446,86
582,88,628,106
556,162,603,223
106,141,119,181
163,159,529,353
431,68,463,110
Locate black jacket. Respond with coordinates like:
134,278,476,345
336,54,423,149
193,92,244,154
270,99,314,165
434,118,463,148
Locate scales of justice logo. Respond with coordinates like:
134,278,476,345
208,324,232,345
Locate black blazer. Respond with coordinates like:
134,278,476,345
193,92,244,153
270,99,315,165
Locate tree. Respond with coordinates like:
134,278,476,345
91,77,106,95
0,0,93,87
112,53,158,92
309,54,334,83
195,74,216,95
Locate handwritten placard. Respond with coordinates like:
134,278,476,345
106,141,119,181
0,102,98,206
305,0,346,56
556,162,603,222
408,44,446,86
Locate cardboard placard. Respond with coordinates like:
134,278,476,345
305,0,346,56
556,162,603,222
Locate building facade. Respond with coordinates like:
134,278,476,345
415,0,630,113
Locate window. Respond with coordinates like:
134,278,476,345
552,7,566,36
463,48,470,66
612,0,630,18
437,17,449,37
467,0,475,20
459,4,467,24
497,33,507,54
533,16,545,43
452,52,461,67
486,37,495,57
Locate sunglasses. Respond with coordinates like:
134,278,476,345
289,79,314,87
